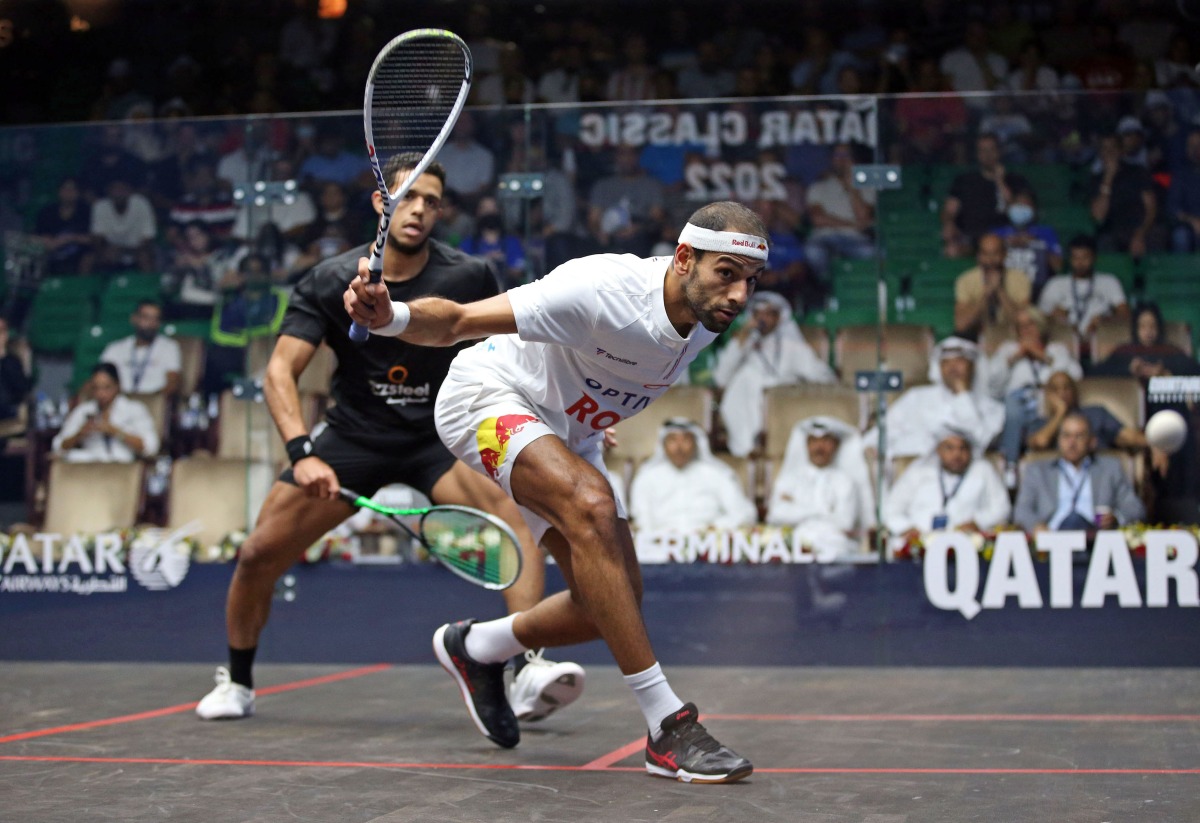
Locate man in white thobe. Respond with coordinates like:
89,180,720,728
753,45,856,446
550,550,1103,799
766,416,872,560
865,336,1005,463
883,423,1011,553
713,291,835,457
628,418,757,533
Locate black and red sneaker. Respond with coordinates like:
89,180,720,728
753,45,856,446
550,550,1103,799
433,620,519,749
645,703,752,783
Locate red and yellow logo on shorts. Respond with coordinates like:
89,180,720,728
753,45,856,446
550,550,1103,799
476,414,540,480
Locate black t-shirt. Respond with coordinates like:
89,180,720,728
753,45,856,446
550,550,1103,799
34,203,91,274
279,240,501,445
949,170,1030,238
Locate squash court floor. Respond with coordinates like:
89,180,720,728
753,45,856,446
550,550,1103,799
1,663,1197,822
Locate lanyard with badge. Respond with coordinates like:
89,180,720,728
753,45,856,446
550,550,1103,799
1058,457,1093,526
129,339,155,393
932,468,966,530
1070,277,1094,328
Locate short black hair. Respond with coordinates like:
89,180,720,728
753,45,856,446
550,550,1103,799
92,362,120,383
1068,234,1097,253
134,299,162,313
383,152,446,191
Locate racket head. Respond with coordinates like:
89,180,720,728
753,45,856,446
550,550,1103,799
364,28,472,205
419,505,523,591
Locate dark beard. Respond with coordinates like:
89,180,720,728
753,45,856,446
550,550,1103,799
682,276,740,333
386,231,429,257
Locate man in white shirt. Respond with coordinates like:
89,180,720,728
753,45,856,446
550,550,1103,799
90,177,157,272
865,336,1005,463
99,300,181,397
1037,234,1129,342
434,111,496,206
939,21,1008,107
883,423,1011,551
629,419,756,533
346,200,765,783
766,416,872,560
53,362,159,462
803,143,877,282
713,291,836,457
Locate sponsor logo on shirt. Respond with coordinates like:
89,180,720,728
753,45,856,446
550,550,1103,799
596,348,638,366
369,363,431,406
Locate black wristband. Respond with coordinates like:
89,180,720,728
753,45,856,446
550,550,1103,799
286,435,315,465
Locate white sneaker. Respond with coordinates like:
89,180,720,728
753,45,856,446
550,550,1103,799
507,650,585,722
195,666,255,720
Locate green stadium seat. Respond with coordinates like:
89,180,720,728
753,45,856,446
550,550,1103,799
1009,165,1074,206
1042,205,1094,241
70,323,128,392
98,272,164,322
1094,253,1138,290
26,277,101,354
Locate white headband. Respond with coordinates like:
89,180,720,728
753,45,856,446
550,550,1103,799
678,222,769,261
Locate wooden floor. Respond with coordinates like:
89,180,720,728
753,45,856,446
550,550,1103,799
2,663,1198,822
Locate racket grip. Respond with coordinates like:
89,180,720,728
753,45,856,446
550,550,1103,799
348,253,385,343
349,321,370,343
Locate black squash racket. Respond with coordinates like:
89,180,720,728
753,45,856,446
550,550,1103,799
339,488,521,590
348,29,473,343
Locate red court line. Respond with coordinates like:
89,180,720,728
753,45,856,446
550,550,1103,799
703,713,1200,723
0,755,1196,776
0,664,393,745
581,738,644,770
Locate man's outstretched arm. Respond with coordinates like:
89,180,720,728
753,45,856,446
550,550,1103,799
344,257,518,346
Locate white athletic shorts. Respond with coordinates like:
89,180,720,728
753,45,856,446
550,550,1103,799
435,371,627,546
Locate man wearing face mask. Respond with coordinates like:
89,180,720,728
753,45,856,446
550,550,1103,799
994,189,1062,295
98,300,182,397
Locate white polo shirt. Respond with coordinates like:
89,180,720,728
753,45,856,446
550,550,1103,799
99,335,182,394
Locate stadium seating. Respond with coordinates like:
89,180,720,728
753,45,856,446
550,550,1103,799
167,455,259,550
43,459,143,534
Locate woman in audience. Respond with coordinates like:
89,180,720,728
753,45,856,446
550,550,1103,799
52,362,159,463
1090,302,1200,382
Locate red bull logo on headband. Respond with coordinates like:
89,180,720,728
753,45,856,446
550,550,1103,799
476,414,540,480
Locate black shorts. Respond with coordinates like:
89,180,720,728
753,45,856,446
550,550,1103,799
278,425,457,499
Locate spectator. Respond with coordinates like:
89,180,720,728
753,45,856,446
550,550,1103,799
52,362,159,463
292,181,364,274
977,95,1035,164
713,291,836,458
865,336,1005,462
166,158,238,249
215,121,279,192
205,252,288,395
435,111,497,209
89,176,158,274
753,198,811,313
1004,38,1059,94
766,416,873,561
892,56,968,165
941,133,1030,257
0,317,33,436
628,419,757,533
1070,20,1135,92
1024,370,1153,460
92,58,153,124
993,189,1062,293
803,143,876,284
167,221,240,321
953,232,1032,341
33,176,94,276
883,423,1011,549
1155,33,1199,89
296,126,368,189
789,27,859,96
474,42,534,106
1037,234,1129,343
535,42,584,104
1166,129,1200,253
605,33,656,102
1012,410,1145,532
1090,302,1200,382
430,188,476,250
989,308,1084,474
1090,117,1157,257
98,300,182,397
677,40,737,99
938,20,1008,105
1143,91,1188,175
460,209,526,289
587,145,666,257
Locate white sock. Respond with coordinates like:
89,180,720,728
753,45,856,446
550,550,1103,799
623,662,684,741
463,614,527,664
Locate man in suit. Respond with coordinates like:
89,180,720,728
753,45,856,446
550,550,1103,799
1013,411,1144,532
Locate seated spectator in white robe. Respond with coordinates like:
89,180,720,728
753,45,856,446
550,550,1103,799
766,416,873,560
865,336,1005,463
628,418,757,533
883,423,1011,553
52,362,160,463
713,291,835,457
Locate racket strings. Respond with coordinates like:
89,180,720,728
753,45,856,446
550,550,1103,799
370,40,467,164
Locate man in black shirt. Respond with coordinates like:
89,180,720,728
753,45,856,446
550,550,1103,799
941,133,1029,257
196,154,584,725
